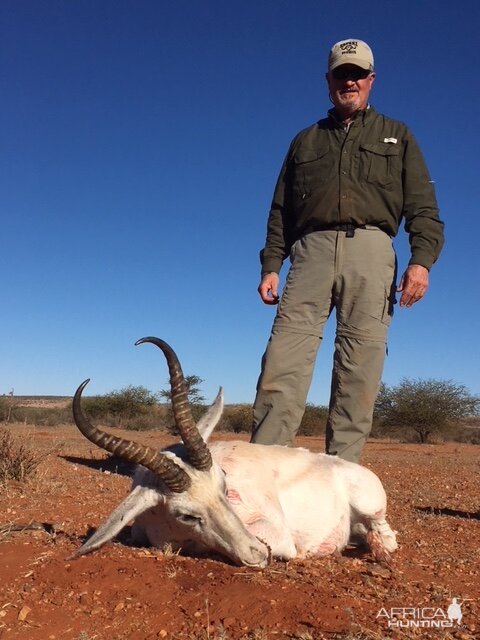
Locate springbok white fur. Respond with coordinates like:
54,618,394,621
72,372,397,568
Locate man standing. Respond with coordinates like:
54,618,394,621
251,39,444,463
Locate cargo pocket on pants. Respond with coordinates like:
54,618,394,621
381,284,396,326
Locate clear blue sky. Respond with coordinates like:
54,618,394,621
1,0,479,405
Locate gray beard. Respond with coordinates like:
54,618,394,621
337,95,361,115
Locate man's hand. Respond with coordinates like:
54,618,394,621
397,264,429,307
258,272,280,305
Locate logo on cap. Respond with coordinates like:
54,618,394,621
339,41,359,55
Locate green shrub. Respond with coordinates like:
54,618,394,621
162,403,208,435
120,405,169,431
82,385,158,425
298,403,328,437
215,402,328,437
220,404,252,433
19,406,72,426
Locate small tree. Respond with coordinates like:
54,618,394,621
159,375,206,434
375,378,480,443
158,375,205,405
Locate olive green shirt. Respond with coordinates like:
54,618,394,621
261,106,444,275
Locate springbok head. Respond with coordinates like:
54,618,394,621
72,337,269,567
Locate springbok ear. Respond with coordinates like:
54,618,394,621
196,387,224,442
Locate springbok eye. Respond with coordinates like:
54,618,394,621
176,512,203,526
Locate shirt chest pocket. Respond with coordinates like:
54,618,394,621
292,145,332,199
359,143,400,189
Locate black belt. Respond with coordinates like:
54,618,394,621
303,223,367,238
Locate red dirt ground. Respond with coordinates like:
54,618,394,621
0,424,478,640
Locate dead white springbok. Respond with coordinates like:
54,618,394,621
71,337,397,567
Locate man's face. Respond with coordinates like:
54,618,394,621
326,64,375,117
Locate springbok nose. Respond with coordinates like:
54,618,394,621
247,542,270,568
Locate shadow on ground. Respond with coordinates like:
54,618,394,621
61,455,136,477
415,505,480,520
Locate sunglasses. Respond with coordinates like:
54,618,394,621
331,67,372,81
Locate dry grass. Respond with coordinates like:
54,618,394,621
0,426,43,486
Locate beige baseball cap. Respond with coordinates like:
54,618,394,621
328,39,374,72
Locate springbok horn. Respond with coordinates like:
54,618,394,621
72,379,191,492
135,337,213,471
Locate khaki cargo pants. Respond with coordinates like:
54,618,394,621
251,227,396,463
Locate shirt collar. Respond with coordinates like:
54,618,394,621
328,104,373,128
